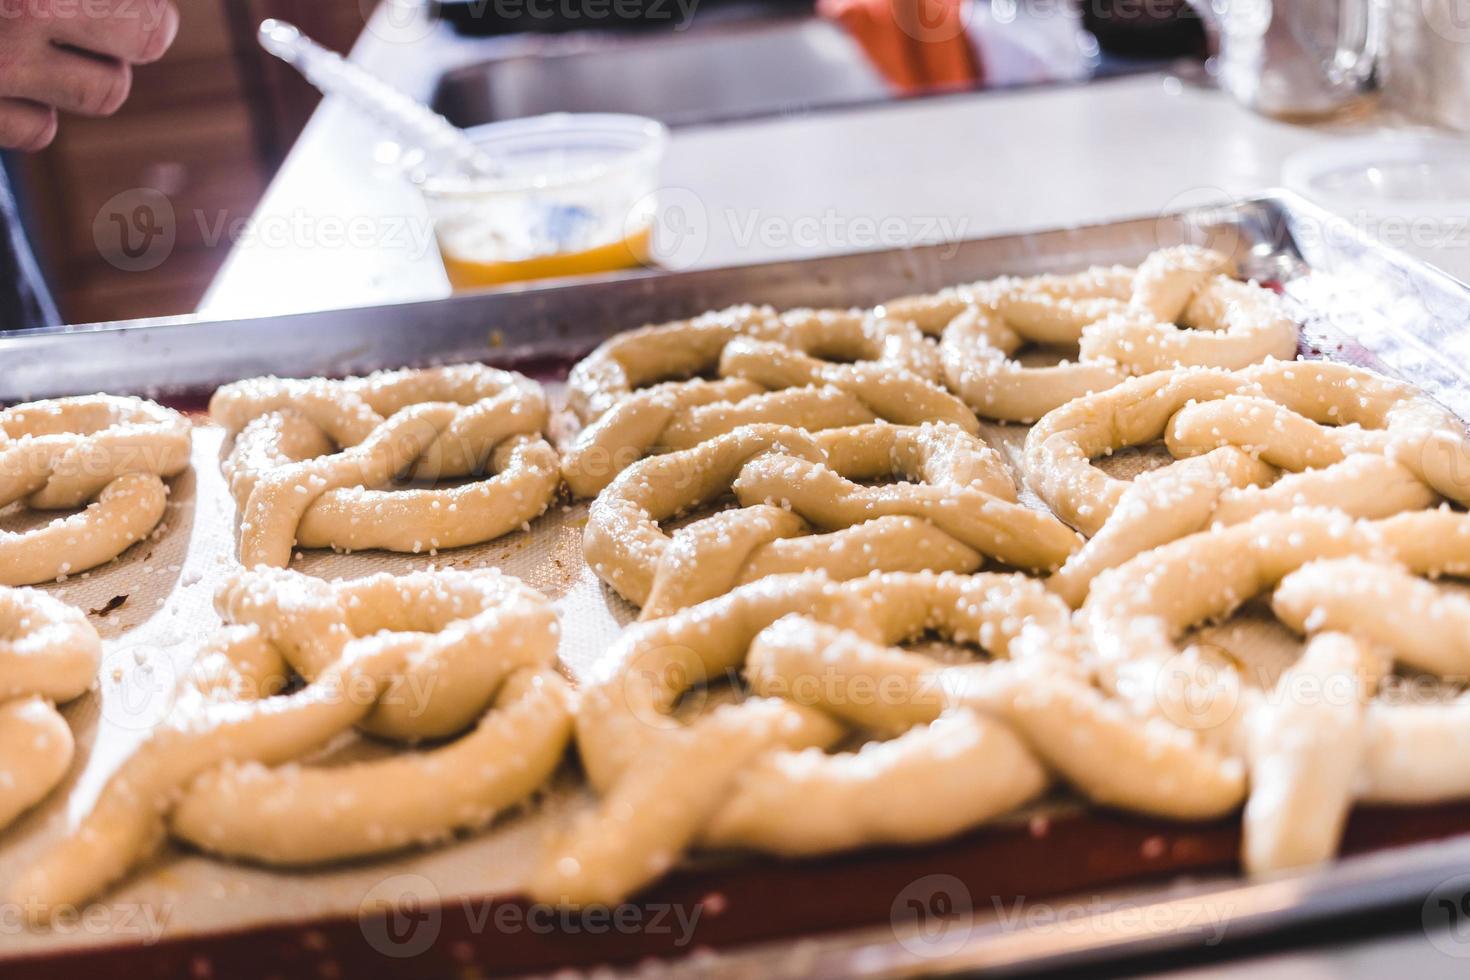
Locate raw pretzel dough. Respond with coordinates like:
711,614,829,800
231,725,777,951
0,395,191,584
561,305,973,497
0,586,100,830
211,365,560,567
584,422,1081,617
12,567,571,916
889,246,1298,422
1025,361,1459,605
531,570,1243,906
568,304,941,420
1083,508,1470,874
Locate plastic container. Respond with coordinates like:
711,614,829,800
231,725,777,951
415,113,667,289
1282,134,1470,284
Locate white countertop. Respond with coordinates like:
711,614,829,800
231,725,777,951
203,60,1391,318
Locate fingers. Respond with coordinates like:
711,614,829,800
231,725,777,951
5,44,132,117
0,99,58,151
46,0,179,64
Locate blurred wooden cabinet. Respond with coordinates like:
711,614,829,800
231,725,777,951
19,0,365,323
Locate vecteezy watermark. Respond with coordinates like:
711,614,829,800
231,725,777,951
192,207,438,258
1422,0,1470,44
890,0,973,44
1293,208,1470,255
1424,873,1470,958
100,640,184,733
992,895,1234,946
891,879,1235,960
93,188,175,273
0,898,173,941
1156,183,1470,263
361,0,441,44
724,208,971,259
438,0,700,29
0,0,174,28
361,874,443,958
1150,645,1468,735
891,874,975,958
93,189,440,273
1152,186,1253,257
97,634,446,734
358,875,705,959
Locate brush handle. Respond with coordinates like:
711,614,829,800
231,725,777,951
258,19,498,177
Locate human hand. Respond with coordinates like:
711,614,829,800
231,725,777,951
0,0,180,150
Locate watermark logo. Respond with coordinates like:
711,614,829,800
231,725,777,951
93,188,174,272
359,873,443,958
1153,651,1242,733
891,873,974,958
1424,873,1470,958
101,641,182,733
892,0,973,44
639,186,710,272
362,0,442,43
1422,0,1470,43
619,643,713,734
1153,185,1247,257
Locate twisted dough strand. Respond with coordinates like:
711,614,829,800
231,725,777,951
1083,508,1470,874
568,305,940,421
12,567,569,916
585,422,1081,617
533,570,1241,906
0,395,190,584
211,365,559,567
0,587,100,830
561,306,969,497
1027,361,1458,605
904,246,1298,423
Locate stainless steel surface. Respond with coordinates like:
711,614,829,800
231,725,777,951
1190,0,1382,119
4,193,1470,975
432,17,888,128
5,191,1468,407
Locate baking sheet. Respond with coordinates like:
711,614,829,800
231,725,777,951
0,407,601,953
3,192,1470,977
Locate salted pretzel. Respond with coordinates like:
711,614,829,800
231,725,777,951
1024,360,1465,606
584,422,1082,618
884,245,1299,422
568,304,941,420
530,570,1244,906
12,566,571,916
1083,508,1470,875
0,395,191,585
210,364,560,568
561,305,975,497
0,586,101,831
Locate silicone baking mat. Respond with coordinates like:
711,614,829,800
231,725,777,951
5,194,1470,977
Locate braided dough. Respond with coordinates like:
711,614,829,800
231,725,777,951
584,422,1081,617
0,395,190,584
884,246,1299,422
0,586,100,830
210,365,560,567
12,567,571,916
1083,508,1470,874
1025,360,1463,606
562,305,975,497
531,570,1243,906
